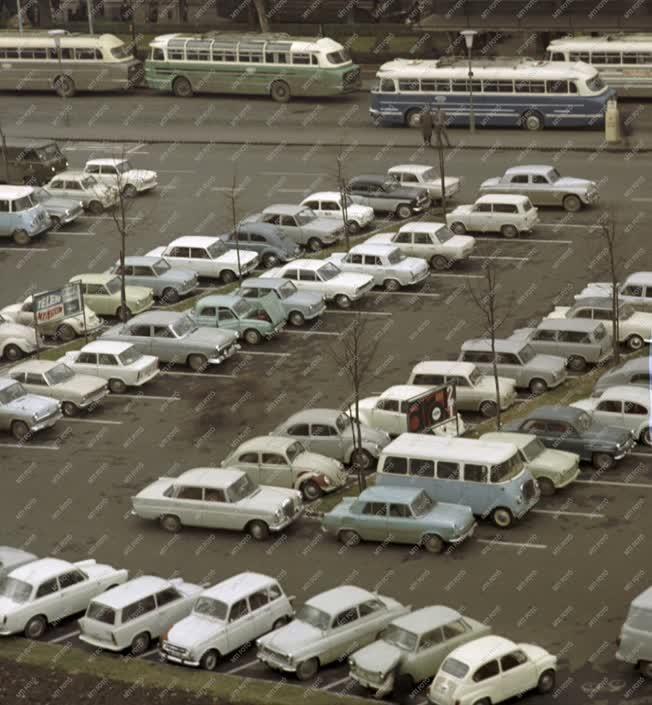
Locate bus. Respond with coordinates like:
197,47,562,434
145,32,361,102
370,57,615,130
546,34,652,98
0,31,142,97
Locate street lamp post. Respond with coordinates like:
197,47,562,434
460,30,477,134
16,0,23,32
48,29,69,126
86,0,94,34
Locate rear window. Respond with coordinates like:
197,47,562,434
86,601,116,625
441,657,470,678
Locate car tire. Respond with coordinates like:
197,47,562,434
501,224,518,239
338,529,360,547
562,194,582,212
529,378,548,395
335,294,352,309
300,479,322,502
61,401,78,417
347,221,361,235
172,76,193,98
395,673,415,694
188,354,208,372
295,657,320,681
450,221,467,235
522,111,544,131
12,229,30,246
405,108,422,128
537,477,556,497
270,80,290,103
243,328,263,345
351,447,374,471
161,287,180,304
11,420,31,441
247,520,270,541
627,334,645,351
422,534,444,554
262,253,280,268
200,649,221,671
289,311,305,327
160,514,182,533
490,507,513,528
108,378,127,394
479,400,498,418
567,355,587,373
537,669,556,694
122,184,138,199
640,428,652,446
56,323,76,342
3,343,25,362
383,278,401,292
396,204,412,219
430,255,450,271
24,614,48,639
116,306,132,320
130,632,151,656
592,452,614,470
307,237,323,252
221,269,237,284
88,200,104,215
54,74,75,98
640,660,652,679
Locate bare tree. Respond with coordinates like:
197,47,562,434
0,120,9,184
335,144,352,252
222,170,244,286
252,0,270,31
598,213,621,367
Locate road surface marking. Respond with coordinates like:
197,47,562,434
537,223,602,230
262,171,326,177
0,442,59,450
236,350,291,357
376,291,441,298
325,310,392,317
429,272,483,278
630,197,652,203
532,509,604,519
64,418,123,425
475,236,573,245
111,394,182,401
630,451,652,458
158,169,194,173
477,539,547,549
275,188,311,194
321,676,352,691
49,630,80,643
226,659,259,674
575,479,652,489
469,255,530,262
0,247,48,252
126,143,147,154
283,330,340,336
161,371,237,379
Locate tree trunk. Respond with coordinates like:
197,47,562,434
120,231,128,323
252,0,270,31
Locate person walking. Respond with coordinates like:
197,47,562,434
433,107,451,148
420,106,433,146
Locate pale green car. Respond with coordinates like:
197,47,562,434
70,274,154,319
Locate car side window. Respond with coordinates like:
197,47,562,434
464,464,488,483
500,650,528,671
133,266,153,276
36,578,59,598
25,372,45,385
311,424,338,437
77,352,97,364
362,502,386,516
175,485,203,500
532,175,549,184
198,306,216,317
262,453,288,465
263,214,280,225
364,255,381,265
153,326,173,338
414,233,432,245
622,285,643,297
10,371,26,383
624,401,647,415
389,503,411,518
559,331,590,344
156,587,182,606
574,308,592,319
190,248,209,259
476,203,492,212
0,199,9,212
349,254,363,264
251,233,266,243
419,627,444,649
129,325,151,337
302,200,318,210
334,607,359,628
168,247,188,257
410,458,435,477
498,353,520,365
249,589,270,611
533,329,557,341
217,308,236,321
58,570,86,589
412,373,443,385
359,599,384,617
98,354,118,365
269,584,282,601
437,461,460,480
442,619,469,639
548,421,570,435
596,400,622,413
322,201,340,210
280,216,297,227
287,423,309,436
283,269,298,280
230,599,249,622
237,452,259,463
522,419,547,433
204,488,226,502
395,232,412,244
510,175,528,183
632,373,651,384
382,456,408,475
377,399,399,412
473,659,500,682
123,595,156,622
299,270,317,282
448,375,469,387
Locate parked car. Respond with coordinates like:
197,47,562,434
546,297,652,351
480,432,580,496
271,408,390,471
100,311,239,372
510,318,611,372
70,274,153,319
261,260,375,309
0,557,128,639
0,313,38,362
505,405,636,469
447,194,538,238
83,158,157,197
161,572,295,670
131,467,303,539
0,376,62,440
407,361,517,418
428,635,557,705
192,293,285,345
1,138,67,186
147,236,258,282
322,486,476,554
458,338,567,395
349,606,490,697
221,222,302,268
346,175,430,219
78,575,202,655
572,386,652,446
237,277,325,328
257,585,409,680
0,185,51,245
576,272,652,311
387,164,461,201
367,222,475,270
301,191,374,234
0,547,37,579
108,256,197,303
45,170,118,214
1,295,101,342
592,357,651,398
327,242,430,290
243,204,344,252
63,341,159,394
30,186,84,228
221,435,348,501
478,164,598,212
616,585,652,679
8,360,108,417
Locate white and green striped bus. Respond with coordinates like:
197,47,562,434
144,33,361,102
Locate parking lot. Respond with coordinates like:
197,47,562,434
2,139,652,704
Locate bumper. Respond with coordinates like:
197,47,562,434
136,180,158,192
515,490,541,519
410,268,431,285
264,321,286,339
584,191,600,204
554,465,581,489
270,505,304,532
78,389,110,409
614,437,636,460
56,208,83,226
501,393,517,410
412,198,431,213
31,410,63,432
304,302,327,321
448,520,477,545
257,651,297,673
79,633,122,651
161,648,200,667
208,343,241,365
350,670,390,693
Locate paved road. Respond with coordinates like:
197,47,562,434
2,141,652,704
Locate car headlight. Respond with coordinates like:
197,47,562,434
274,509,284,523
322,476,331,486
32,413,39,421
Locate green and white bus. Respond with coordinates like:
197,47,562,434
145,33,361,102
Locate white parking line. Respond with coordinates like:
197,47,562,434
0,247,48,252
430,272,483,279
78,215,141,221
575,479,652,489
475,236,573,245
532,509,604,519
469,255,530,262
111,394,182,401
325,310,392,317
161,371,237,379
140,647,160,658
226,659,259,674
158,169,194,173
262,171,326,177
64,418,123,425
630,451,652,458
0,442,59,451
537,223,601,230
54,230,95,236
477,539,547,549
49,630,80,643
236,350,291,357
283,330,340,336
377,291,441,298
126,143,147,154
276,188,310,194
321,676,352,691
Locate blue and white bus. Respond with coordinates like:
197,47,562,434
370,57,615,130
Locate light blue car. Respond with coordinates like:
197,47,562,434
109,256,197,303
0,186,51,245
237,277,325,327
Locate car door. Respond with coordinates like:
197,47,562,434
356,501,388,542
413,232,434,258
22,370,47,396
621,283,651,311
322,606,362,663
131,265,153,291
530,174,558,206
393,230,414,256
226,598,258,650
80,283,107,316
412,627,446,681
217,306,242,337
16,302,35,328
386,502,418,544
171,485,204,527
549,421,586,456
150,325,178,361
260,452,293,488
342,252,364,276
446,374,473,409
193,303,217,330
100,164,119,189
189,247,213,277
308,423,345,460
73,351,99,375
530,329,559,356
622,399,648,435
279,215,303,245
472,202,492,232
507,173,531,200
0,198,10,236
594,399,623,429
499,650,536,699
166,246,192,271
372,398,402,435
57,569,93,616
363,254,384,283
118,595,157,647
471,659,502,701
246,587,276,638
320,200,343,223
201,486,239,529
297,269,321,294
32,577,61,622
234,451,261,485
495,352,524,386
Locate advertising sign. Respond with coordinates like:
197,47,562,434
33,283,83,325
406,384,457,433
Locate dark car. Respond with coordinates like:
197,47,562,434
221,222,302,269
505,405,636,470
1,139,68,186
346,175,430,219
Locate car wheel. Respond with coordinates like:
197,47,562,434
338,529,360,547
247,520,270,541
88,200,104,215
12,229,30,246
640,428,652,447
347,221,360,235
537,669,556,694
396,204,412,219
200,649,220,671
430,255,450,271
221,269,237,284
479,400,498,418
405,108,422,128
562,194,582,212
262,253,280,268
529,378,548,395
300,479,322,502
501,224,518,239
122,184,138,199
295,657,320,681
522,111,544,131
627,334,645,351
108,378,127,394
61,401,78,417
537,477,556,497
289,311,305,327
422,534,444,554
3,343,25,362
592,452,614,470
567,355,587,373
11,420,31,441
640,661,652,679
307,237,323,252
450,221,466,235
490,507,513,528
160,514,182,533
24,614,47,639
335,294,352,309
351,447,374,471
243,328,263,345
54,74,75,98
383,278,401,292
188,354,208,372
56,323,76,342
161,287,180,304
395,673,415,694
116,306,132,321
270,80,290,103
172,76,193,98
130,632,151,656
272,616,290,630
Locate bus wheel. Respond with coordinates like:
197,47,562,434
522,111,544,131
405,109,422,128
54,75,75,98
270,80,290,103
172,76,193,98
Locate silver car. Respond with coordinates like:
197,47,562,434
30,186,84,228
109,256,198,303
592,357,650,397
479,165,599,212
0,376,62,440
45,170,118,214
237,277,325,328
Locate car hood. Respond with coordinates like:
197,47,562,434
448,234,475,250
167,613,225,649
187,328,239,347
356,396,380,413
0,305,21,319
147,246,166,258
358,424,391,446
480,177,502,188
294,451,342,477
545,306,571,319
218,250,258,266
0,322,36,341
331,272,375,288
259,618,322,653
157,269,197,286
352,640,402,674
4,394,59,416
428,501,474,526
554,177,595,190
0,596,22,615
125,285,153,301
239,486,297,511
532,447,579,473
571,397,597,413
55,374,107,396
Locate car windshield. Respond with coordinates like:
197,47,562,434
233,299,254,318
420,167,436,180
469,368,483,385
0,577,31,603
152,259,170,275
13,195,36,212
521,437,545,461
32,188,47,202
171,315,196,337
546,168,561,182
86,601,116,624
518,344,536,364
105,277,121,295
576,411,592,432
295,209,316,225
435,226,454,243
81,176,97,189
194,596,229,620
317,262,340,280
37,144,63,161
387,249,405,265
45,363,74,385
207,241,227,259
380,624,418,651
441,657,470,679
325,49,350,64
278,281,297,299
286,440,305,462
587,74,606,93
110,45,133,60
0,382,27,404
411,491,434,516
228,473,258,502
335,413,350,433
490,452,524,483
296,604,330,630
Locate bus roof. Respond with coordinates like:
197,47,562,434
149,32,344,54
548,34,652,51
382,433,518,465
0,31,125,49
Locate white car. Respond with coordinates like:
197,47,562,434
148,236,258,283
0,547,38,579
0,312,37,362
367,222,475,271
161,572,295,670
84,158,157,198
387,164,461,201
447,194,539,239
0,557,128,639
327,243,429,291
428,635,556,705
262,260,375,309
63,341,159,394
45,170,118,214
575,272,652,311
300,192,374,234
79,575,203,655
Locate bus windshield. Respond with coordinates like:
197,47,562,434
490,453,524,483
326,49,351,65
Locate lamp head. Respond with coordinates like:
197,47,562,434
460,30,477,50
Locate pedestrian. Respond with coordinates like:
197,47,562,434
420,106,433,147
433,107,451,148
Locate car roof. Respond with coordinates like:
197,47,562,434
285,259,327,271
349,175,386,185
70,273,114,285
176,467,243,487
596,385,650,404
81,340,134,354
536,318,604,332
462,338,528,353
262,204,309,216
125,311,184,325
123,255,164,266
503,165,554,175
383,434,518,464
476,194,530,204
380,385,436,401
52,170,88,179
306,585,374,613
304,191,342,201
10,557,73,584
0,185,35,199
9,359,58,374
349,243,399,256
235,436,295,453
91,575,171,609
201,572,277,603
168,236,220,247
358,486,423,503
631,585,652,611
86,158,127,166
283,408,343,424
392,605,462,634
522,405,585,422
196,294,243,307
398,221,447,233
624,271,652,286
411,361,477,376
569,296,625,310
237,222,284,237
388,164,430,174
447,635,517,667
480,431,535,449
240,277,284,288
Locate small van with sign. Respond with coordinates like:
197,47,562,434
0,186,51,245
617,585,652,679
375,434,539,528
1,139,68,186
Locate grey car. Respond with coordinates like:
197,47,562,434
592,357,651,397
221,223,302,269
101,311,239,371
237,277,325,328
30,187,84,228
478,165,599,212
243,204,344,253
109,256,198,303
271,408,391,470
0,547,37,578
0,376,62,441
458,338,568,395
346,175,431,219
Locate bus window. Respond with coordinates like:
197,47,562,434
151,48,164,60
292,53,311,65
546,80,568,93
398,78,419,91
5,48,18,59
75,48,101,60
570,52,590,62
529,81,545,93
550,52,565,61
380,78,395,92
61,48,73,60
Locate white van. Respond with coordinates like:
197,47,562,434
447,194,538,238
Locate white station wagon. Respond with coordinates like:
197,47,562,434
0,557,128,639
84,158,158,198
79,575,203,655
387,164,462,201
300,192,374,234
575,272,652,311
327,243,429,291
447,194,539,238
161,572,295,671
